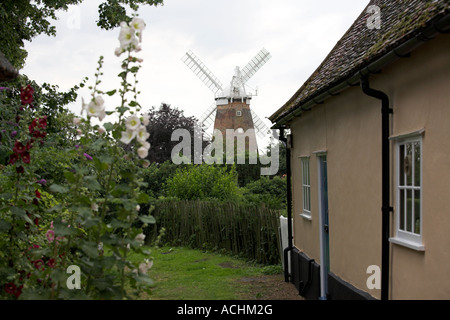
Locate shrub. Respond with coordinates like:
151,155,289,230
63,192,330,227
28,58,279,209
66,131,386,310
165,164,240,201
241,176,287,210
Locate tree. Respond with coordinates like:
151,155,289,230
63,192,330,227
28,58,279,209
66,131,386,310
0,0,163,70
144,103,209,164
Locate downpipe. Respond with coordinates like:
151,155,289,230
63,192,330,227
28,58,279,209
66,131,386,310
280,128,293,283
360,76,393,301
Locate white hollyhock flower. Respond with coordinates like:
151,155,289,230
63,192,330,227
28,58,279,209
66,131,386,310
135,233,146,243
137,146,149,159
120,129,137,145
139,259,153,274
87,96,106,120
130,17,146,42
125,115,141,131
136,126,150,143
140,141,150,150
115,47,125,57
118,22,139,51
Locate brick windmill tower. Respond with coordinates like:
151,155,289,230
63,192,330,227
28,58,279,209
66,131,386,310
182,49,271,153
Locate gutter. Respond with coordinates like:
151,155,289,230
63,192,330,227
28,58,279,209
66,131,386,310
279,128,293,283
360,76,392,301
271,11,450,128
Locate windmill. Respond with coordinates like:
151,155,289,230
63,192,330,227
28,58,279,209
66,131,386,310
181,48,272,151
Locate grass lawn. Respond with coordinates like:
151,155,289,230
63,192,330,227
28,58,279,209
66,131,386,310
131,246,282,300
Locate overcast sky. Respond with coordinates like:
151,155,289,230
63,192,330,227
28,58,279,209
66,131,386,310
23,0,369,133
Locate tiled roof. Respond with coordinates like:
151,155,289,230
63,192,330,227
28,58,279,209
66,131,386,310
270,0,450,124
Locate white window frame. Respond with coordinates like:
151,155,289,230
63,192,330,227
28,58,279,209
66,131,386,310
236,110,242,117
390,134,424,251
300,157,312,219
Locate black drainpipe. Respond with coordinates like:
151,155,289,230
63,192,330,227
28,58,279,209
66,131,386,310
280,128,293,283
360,76,393,301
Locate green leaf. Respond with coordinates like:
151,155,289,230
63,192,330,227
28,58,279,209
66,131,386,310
103,122,114,132
135,274,154,286
10,206,32,224
50,184,69,194
81,242,99,259
130,66,140,73
84,176,102,191
106,89,117,96
136,192,150,204
117,106,129,114
64,171,77,183
0,219,11,233
54,221,77,237
139,215,156,224
109,218,131,229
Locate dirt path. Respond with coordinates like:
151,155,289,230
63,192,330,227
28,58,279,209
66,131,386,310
236,274,304,300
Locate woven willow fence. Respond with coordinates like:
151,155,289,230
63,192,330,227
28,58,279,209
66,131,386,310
149,200,282,265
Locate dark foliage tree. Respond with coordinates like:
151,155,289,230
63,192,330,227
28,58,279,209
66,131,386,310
144,103,209,164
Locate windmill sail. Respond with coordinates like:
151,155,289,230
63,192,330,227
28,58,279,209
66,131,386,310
181,50,223,95
241,48,272,84
251,109,271,139
199,103,217,130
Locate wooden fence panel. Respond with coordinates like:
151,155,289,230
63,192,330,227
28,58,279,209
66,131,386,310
148,200,282,265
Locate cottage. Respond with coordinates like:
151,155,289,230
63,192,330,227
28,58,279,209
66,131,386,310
270,0,450,300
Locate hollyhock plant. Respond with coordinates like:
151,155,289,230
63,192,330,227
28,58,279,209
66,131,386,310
1,15,155,301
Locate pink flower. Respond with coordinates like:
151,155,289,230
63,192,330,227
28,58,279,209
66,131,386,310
33,259,45,271
13,141,26,154
20,85,34,105
21,151,30,164
4,282,16,295
46,229,55,243
47,258,56,268
9,153,19,165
